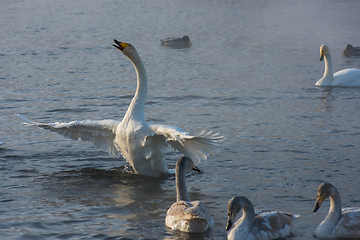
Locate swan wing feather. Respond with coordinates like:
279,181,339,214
333,208,360,238
165,200,214,232
333,68,360,86
186,201,214,221
166,201,196,220
17,114,120,156
148,124,223,163
250,211,298,239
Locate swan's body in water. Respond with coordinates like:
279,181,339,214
313,182,360,238
160,36,191,48
18,40,223,177
226,196,298,240
316,44,360,87
342,44,360,57
165,156,213,232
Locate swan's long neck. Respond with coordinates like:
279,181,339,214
240,198,256,230
124,52,148,121
176,161,190,202
318,52,334,86
319,188,342,233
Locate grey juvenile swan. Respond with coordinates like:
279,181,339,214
313,182,360,238
226,196,298,240
165,156,214,232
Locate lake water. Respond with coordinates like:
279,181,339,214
1,0,360,239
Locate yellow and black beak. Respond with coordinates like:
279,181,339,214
191,162,201,172
192,165,201,172
313,195,324,212
226,218,233,231
320,52,324,61
226,211,235,230
113,39,129,51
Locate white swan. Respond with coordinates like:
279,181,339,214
160,36,192,48
165,156,214,232
17,40,223,177
226,196,298,240
316,44,360,87
313,182,360,238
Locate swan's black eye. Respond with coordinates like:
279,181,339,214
128,44,131,48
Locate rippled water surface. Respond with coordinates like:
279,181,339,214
1,0,360,239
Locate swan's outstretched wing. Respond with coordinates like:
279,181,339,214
17,114,120,156
148,124,223,163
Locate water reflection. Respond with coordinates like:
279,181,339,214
163,231,213,240
317,87,334,113
110,171,167,232
42,167,177,237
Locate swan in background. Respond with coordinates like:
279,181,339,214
226,196,298,240
316,44,360,87
313,182,360,238
165,156,214,232
342,44,360,57
160,36,192,48
17,40,223,177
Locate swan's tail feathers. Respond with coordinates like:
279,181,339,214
16,114,121,157
148,124,225,163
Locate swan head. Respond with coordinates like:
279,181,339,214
113,39,137,58
320,44,330,61
176,156,201,173
226,196,244,230
313,182,334,212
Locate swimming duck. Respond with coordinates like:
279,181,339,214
316,44,360,87
313,182,360,238
165,156,214,232
17,40,223,177
342,44,360,57
160,36,192,48
226,196,298,240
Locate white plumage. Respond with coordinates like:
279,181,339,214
18,40,223,177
